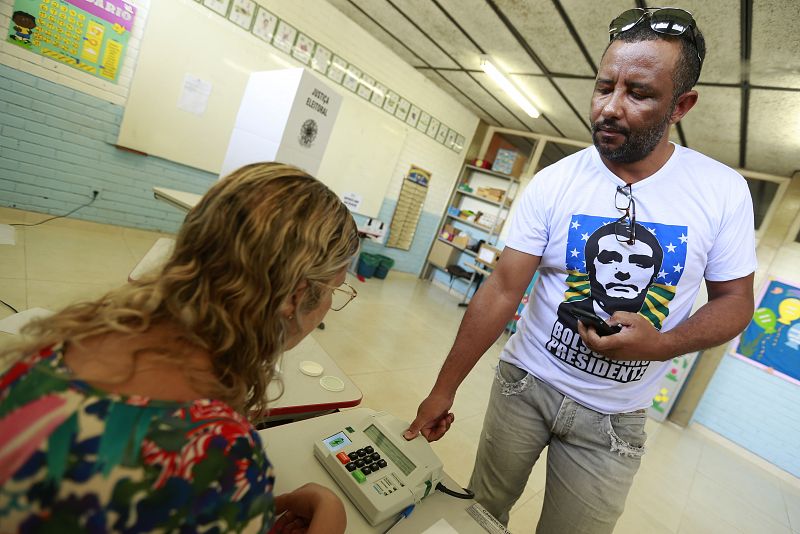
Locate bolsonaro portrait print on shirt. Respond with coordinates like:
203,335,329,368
546,214,688,383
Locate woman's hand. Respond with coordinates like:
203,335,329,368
271,483,346,534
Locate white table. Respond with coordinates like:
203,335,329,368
153,186,201,211
261,336,362,422
260,408,503,533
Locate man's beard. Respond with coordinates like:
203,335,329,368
591,111,672,164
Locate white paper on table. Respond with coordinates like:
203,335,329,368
177,74,213,116
421,519,460,534
0,224,15,245
0,308,54,335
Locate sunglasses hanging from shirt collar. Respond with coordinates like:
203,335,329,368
608,7,704,67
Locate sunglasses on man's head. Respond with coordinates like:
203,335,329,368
609,7,704,67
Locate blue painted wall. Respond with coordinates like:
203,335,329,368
693,355,800,477
0,64,216,234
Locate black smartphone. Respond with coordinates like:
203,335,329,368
569,307,622,336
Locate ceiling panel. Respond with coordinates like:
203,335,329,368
435,0,543,74
438,71,533,132
469,72,571,137
327,0,800,177
679,0,741,84
512,75,591,141
388,0,486,70
750,0,800,88
325,0,427,67
328,0,460,68
419,69,500,126
679,86,740,169
493,0,595,76
560,0,631,71
549,77,595,136
746,90,800,177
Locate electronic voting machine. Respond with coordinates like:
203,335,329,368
313,411,444,526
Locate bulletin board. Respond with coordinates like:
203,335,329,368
6,0,135,82
117,0,404,218
386,166,430,250
733,278,800,385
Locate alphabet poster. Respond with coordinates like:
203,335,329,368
733,279,800,385
6,0,136,82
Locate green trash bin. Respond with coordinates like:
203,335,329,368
373,254,395,279
357,252,380,278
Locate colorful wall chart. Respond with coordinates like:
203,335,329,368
6,0,136,82
733,279,800,385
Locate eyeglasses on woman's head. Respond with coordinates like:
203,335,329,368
315,281,358,311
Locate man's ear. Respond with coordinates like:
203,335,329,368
280,280,308,319
669,90,698,125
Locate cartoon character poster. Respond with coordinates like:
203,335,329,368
733,279,800,385
546,214,688,383
6,0,136,82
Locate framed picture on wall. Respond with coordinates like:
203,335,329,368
436,124,449,143
228,0,255,29
427,117,440,138
273,20,297,53
357,74,375,100
293,33,315,64
454,134,466,152
204,0,230,16
383,91,399,114
417,111,431,133
395,98,410,121
343,65,362,92
311,45,332,74
371,82,387,107
252,7,278,43
445,129,457,148
406,105,421,127
328,55,347,84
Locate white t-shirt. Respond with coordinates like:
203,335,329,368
502,144,757,414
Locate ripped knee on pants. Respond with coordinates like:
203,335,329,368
494,364,531,396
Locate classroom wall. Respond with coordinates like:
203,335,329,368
0,0,479,274
692,176,800,478
0,0,198,231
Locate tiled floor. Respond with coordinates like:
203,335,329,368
1,206,799,533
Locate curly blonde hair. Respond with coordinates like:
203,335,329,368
1,162,359,418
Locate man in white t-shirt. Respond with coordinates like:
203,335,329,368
404,8,756,533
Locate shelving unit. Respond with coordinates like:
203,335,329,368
421,163,518,282
420,125,591,302
435,237,477,257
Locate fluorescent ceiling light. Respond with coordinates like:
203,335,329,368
480,56,540,118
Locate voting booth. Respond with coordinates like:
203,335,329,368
221,68,342,177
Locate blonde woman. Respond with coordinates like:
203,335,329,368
0,163,359,533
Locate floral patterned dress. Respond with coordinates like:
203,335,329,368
0,345,275,533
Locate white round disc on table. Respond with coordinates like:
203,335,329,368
319,375,345,392
299,360,324,377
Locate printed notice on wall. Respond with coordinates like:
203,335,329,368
341,192,363,212
178,74,213,116
6,0,136,82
